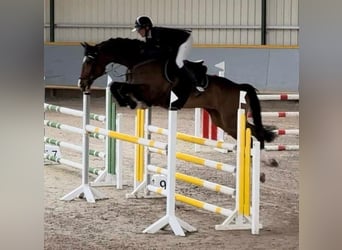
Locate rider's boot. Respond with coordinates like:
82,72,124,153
181,65,206,92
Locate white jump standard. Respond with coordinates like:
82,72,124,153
44,77,124,190
143,91,197,236
61,93,107,203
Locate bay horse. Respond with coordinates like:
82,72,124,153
78,38,278,171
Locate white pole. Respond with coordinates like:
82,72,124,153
106,75,112,175
82,93,90,185
165,108,183,230
251,140,262,234
214,63,227,153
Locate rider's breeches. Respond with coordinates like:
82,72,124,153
175,36,193,68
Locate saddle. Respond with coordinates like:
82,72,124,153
162,60,208,109
164,59,208,87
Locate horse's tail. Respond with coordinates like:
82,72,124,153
240,84,277,147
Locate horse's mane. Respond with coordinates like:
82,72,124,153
97,37,145,53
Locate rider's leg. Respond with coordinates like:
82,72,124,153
176,36,206,92
170,79,193,110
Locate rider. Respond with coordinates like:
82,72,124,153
132,15,206,92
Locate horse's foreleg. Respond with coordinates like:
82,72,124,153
110,82,137,109
109,82,128,106
119,84,138,109
124,83,156,108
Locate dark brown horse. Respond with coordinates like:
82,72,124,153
78,38,277,156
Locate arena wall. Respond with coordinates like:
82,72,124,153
44,44,298,92
44,0,299,46
44,0,299,92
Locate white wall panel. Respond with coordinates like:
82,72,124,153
44,0,299,46
212,0,220,44
267,0,298,45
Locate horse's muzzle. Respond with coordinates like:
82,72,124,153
78,78,92,93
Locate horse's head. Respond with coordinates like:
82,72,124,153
78,38,151,92
78,42,109,93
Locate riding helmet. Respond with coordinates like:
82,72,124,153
132,15,153,32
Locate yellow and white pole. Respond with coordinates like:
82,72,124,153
243,128,251,216
135,109,145,183
237,108,246,217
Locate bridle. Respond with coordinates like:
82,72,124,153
79,53,97,78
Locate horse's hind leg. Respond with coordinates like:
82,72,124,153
246,122,264,148
260,151,279,167
247,122,279,168
207,110,269,182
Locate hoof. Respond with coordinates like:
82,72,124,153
137,102,148,109
128,101,137,109
115,99,128,107
261,158,279,167
260,172,266,183
269,158,279,167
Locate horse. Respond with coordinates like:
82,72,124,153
78,38,278,172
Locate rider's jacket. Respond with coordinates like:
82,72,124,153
144,27,191,59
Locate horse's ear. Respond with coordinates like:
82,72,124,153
81,42,91,48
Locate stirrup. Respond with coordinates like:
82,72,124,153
196,86,205,92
